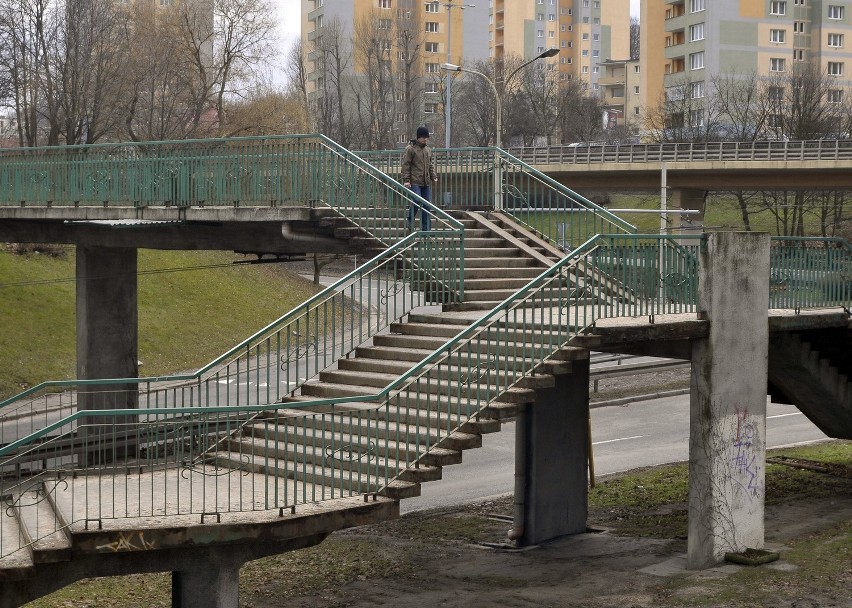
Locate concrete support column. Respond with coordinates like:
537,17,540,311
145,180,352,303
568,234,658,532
76,245,139,398
518,360,590,546
670,188,706,235
688,232,770,569
172,556,243,608
76,246,139,462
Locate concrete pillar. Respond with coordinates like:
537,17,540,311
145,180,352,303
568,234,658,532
670,188,706,235
76,246,139,462
688,232,770,569
172,556,243,608
519,360,590,546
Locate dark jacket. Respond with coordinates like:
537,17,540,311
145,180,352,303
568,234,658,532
401,140,437,186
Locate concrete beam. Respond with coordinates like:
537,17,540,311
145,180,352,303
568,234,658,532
688,232,771,569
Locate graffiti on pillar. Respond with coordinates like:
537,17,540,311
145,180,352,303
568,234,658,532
731,405,763,499
96,530,156,552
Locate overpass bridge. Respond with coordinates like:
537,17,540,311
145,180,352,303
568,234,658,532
0,136,850,607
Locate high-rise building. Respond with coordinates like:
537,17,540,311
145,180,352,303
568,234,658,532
641,0,852,137
489,0,631,89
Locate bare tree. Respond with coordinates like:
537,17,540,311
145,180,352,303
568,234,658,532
395,14,424,145
311,17,353,146
352,12,396,149
629,17,640,61
554,78,605,144
644,75,722,142
283,39,310,129
453,59,497,146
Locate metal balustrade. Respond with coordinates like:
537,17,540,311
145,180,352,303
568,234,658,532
0,134,463,245
357,147,636,247
508,139,852,165
0,232,463,443
769,237,852,309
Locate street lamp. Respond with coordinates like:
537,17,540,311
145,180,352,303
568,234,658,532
442,47,559,209
429,1,476,149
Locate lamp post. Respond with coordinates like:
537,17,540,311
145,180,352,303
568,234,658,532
431,1,476,149
442,47,558,209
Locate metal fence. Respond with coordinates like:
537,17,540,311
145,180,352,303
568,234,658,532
509,138,852,165
0,134,463,245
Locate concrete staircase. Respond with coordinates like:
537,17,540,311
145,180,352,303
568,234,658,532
769,330,852,439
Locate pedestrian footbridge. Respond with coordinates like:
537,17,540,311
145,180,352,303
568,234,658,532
0,136,850,607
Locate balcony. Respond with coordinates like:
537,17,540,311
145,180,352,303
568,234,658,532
597,75,625,86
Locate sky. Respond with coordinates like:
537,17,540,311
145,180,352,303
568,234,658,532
276,0,641,50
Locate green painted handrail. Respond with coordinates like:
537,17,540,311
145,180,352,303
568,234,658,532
0,134,463,244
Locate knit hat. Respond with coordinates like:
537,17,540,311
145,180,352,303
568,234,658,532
416,126,430,139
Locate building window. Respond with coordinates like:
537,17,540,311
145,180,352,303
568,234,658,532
770,29,785,43
426,62,440,73
828,61,844,75
691,81,705,98
378,0,391,8
583,66,589,73
378,19,392,29
690,51,704,70
425,42,439,52
794,21,804,32
690,0,704,12
592,49,599,57
315,0,323,6
828,33,844,47
561,25,566,31
537,29,544,38
690,110,704,127
770,1,786,15
549,30,555,38
582,33,589,40
770,57,786,71
634,65,640,73
424,103,438,114
828,89,843,103
593,33,600,41
828,5,844,19
794,48,805,61
426,21,439,32
549,13,555,20
634,106,640,115
537,12,544,20
768,114,783,128
593,66,599,73
690,23,705,41
315,14,324,27
768,86,784,100
425,1,439,12
634,85,640,94
582,49,589,56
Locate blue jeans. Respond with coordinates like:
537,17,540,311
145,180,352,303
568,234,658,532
407,184,432,231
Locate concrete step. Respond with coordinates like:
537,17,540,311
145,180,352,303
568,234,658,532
463,256,542,268
464,267,544,280
261,398,499,438
225,435,443,484
211,452,421,500
10,482,71,565
252,405,484,452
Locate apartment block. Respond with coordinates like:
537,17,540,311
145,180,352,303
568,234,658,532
489,0,630,89
641,0,852,132
599,58,642,129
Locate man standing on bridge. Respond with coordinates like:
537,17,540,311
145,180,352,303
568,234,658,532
402,126,438,232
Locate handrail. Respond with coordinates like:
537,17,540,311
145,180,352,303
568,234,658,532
356,146,637,247
0,133,463,244
0,231,464,430
509,138,852,165
769,236,852,309
4,234,851,559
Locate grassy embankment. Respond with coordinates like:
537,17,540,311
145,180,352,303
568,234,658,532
0,247,321,400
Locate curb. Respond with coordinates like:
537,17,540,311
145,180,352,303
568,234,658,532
590,387,691,409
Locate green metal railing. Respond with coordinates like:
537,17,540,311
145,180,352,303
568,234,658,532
0,234,699,559
769,237,852,309
0,232,463,439
0,134,463,245
357,147,636,247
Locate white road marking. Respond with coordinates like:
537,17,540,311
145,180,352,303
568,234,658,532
768,412,803,419
593,435,643,446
